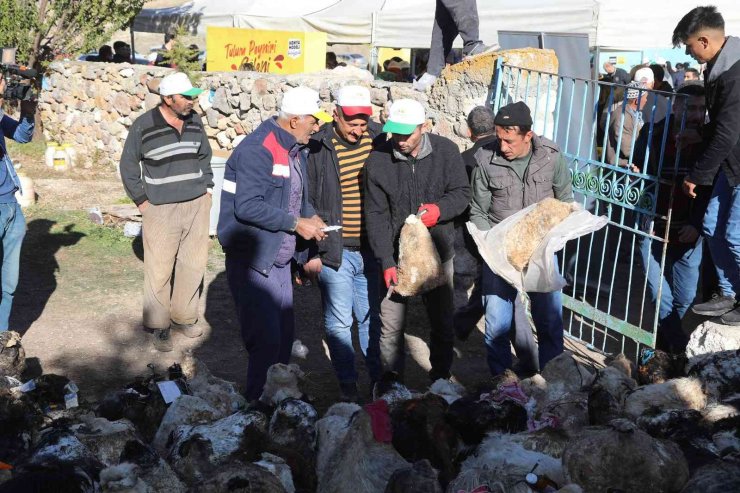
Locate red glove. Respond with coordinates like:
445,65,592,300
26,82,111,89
383,267,398,289
418,203,440,227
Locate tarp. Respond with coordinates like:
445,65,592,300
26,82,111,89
132,0,740,50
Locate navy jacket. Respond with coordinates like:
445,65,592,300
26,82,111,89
218,118,316,275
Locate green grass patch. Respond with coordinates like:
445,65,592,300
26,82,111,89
114,196,134,205
6,139,47,163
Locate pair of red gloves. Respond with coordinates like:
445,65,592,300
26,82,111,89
383,203,440,288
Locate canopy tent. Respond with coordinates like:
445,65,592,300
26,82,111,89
132,0,740,50
594,0,740,50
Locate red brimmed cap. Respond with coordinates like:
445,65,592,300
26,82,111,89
336,85,372,116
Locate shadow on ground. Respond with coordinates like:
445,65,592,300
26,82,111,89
11,219,85,335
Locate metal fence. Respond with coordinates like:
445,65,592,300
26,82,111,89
490,63,690,360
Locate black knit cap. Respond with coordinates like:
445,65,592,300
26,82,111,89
494,101,533,126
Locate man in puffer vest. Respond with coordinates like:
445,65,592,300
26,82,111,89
469,101,574,376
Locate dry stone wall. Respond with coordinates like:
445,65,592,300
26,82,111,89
38,49,557,168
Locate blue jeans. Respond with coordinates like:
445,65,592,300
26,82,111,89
482,264,563,376
639,235,702,352
318,249,381,384
0,202,25,331
703,170,740,299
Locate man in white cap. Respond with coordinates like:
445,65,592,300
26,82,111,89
305,85,385,401
633,66,669,123
218,86,331,401
606,81,648,169
120,72,213,352
364,99,470,382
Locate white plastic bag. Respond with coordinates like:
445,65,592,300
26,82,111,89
467,202,608,293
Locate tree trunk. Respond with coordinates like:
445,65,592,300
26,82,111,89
28,0,49,69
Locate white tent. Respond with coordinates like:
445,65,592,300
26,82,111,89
594,0,740,50
133,0,740,50
132,0,595,47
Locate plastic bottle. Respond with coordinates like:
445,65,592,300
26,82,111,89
62,143,77,168
14,173,36,208
525,473,559,492
53,147,69,171
45,142,58,167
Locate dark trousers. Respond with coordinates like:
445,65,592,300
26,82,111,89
226,255,294,401
379,260,455,381
428,0,481,76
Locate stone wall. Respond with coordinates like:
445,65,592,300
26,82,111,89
38,48,558,168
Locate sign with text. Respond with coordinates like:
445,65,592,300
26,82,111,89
206,27,327,74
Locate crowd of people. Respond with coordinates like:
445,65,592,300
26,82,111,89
0,3,737,409
112,4,740,404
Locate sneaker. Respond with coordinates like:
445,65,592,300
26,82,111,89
413,73,438,92
339,382,360,403
153,328,173,352
691,294,737,316
719,304,740,326
171,321,202,339
464,42,499,60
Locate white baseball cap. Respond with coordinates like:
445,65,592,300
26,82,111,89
383,99,425,135
336,85,372,116
634,67,654,84
159,72,203,97
281,86,332,123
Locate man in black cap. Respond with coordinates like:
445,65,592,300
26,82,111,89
468,101,574,376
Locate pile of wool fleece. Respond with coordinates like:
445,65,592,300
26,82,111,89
505,198,576,271
395,214,446,296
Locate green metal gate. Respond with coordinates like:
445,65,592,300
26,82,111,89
490,63,690,359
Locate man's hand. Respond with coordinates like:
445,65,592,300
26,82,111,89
682,177,697,198
295,216,327,242
303,257,322,282
417,203,440,228
138,200,150,213
19,98,37,118
677,225,700,244
383,266,398,289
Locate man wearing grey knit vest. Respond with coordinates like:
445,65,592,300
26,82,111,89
120,72,213,352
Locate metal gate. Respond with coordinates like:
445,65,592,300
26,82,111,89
490,63,690,359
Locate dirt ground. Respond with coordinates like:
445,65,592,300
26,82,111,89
11,151,605,413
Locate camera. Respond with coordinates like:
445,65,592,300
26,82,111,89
1,47,38,101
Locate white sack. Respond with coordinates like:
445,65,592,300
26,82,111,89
467,203,608,293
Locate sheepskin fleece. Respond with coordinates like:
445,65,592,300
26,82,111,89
505,198,575,271
99,463,148,492
624,378,707,419
197,461,288,493
152,395,221,456
0,331,25,379
316,403,362,484
385,459,442,493
255,452,296,493
607,353,635,378
260,363,304,406
70,417,139,467
562,419,689,493
686,349,740,401
395,214,446,297
588,366,637,425
318,410,408,493
460,432,565,487
541,351,595,395
681,460,740,493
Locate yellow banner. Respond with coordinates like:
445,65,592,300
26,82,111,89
206,26,327,74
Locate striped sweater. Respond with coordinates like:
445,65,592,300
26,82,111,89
120,107,213,206
331,132,372,244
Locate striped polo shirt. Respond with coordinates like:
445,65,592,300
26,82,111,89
332,131,372,245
